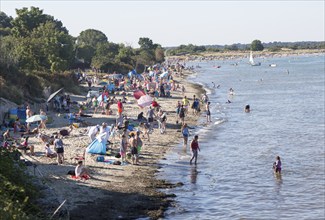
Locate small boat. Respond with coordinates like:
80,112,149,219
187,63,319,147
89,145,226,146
269,64,277,67
249,51,261,66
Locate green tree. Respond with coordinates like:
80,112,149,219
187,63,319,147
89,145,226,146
138,37,154,50
0,12,13,36
0,36,20,68
116,44,136,65
77,29,108,48
11,7,67,37
250,39,264,51
154,47,165,63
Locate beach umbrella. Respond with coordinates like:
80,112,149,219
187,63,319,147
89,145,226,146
137,95,153,108
109,74,123,79
47,88,63,102
133,90,146,100
26,114,48,123
160,71,169,78
86,90,100,98
98,81,108,86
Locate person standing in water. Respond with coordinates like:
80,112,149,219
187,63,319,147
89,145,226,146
206,102,211,123
190,135,200,165
273,156,282,173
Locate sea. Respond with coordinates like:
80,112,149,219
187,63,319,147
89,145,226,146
157,54,325,220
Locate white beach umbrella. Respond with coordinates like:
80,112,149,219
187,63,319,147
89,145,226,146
137,95,153,108
26,114,48,123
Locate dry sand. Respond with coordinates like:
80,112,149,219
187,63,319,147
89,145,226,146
20,70,205,219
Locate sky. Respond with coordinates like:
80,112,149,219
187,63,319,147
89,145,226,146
0,0,324,48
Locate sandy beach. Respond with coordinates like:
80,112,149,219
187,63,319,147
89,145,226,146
16,70,205,219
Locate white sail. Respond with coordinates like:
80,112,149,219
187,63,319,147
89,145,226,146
249,51,261,66
249,51,254,64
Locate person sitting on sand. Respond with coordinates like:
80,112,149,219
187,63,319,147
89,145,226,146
75,161,91,179
14,118,26,133
77,106,92,117
23,126,39,135
38,133,54,145
45,143,57,158
137,112,146,122
58,125,73,137
17,136,35,155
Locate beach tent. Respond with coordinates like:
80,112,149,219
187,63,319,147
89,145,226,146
107,83,115,92
86,133,107,155
137,95,153,108
128,70,137,78
133,90,146,100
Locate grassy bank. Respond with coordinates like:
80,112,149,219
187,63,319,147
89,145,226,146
0,66,83,105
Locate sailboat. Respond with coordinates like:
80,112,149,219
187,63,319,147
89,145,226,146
249,51,261,66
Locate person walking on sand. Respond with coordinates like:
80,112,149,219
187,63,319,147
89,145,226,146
117,99,123,117
119,134,128,164
129,133,139,165
181,123,190,150
190,135,200,165
206,102,212,123
54,135,64,164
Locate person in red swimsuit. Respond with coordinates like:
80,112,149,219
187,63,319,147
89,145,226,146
190,135,200,165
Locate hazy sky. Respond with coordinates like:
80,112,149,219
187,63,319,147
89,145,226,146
1,0,324,47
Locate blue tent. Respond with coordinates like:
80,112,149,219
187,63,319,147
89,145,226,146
128,70,137,78
107,83,115,91
86,138,106,155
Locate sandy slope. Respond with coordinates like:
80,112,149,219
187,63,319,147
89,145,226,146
21,70,204,219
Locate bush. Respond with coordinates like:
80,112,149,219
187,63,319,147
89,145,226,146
0,148,41,219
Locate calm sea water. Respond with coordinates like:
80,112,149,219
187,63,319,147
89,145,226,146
158,54,325,219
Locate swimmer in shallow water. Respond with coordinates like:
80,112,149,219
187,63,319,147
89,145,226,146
245,104,250,113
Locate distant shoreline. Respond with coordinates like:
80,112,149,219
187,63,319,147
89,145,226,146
168,49,325,61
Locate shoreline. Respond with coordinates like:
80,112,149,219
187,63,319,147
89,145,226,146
19,69,204,219
168,49,325,61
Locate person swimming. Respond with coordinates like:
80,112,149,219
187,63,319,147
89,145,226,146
245,104,250,113
273,156,282,174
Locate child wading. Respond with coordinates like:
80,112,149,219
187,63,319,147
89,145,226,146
190,135,200,165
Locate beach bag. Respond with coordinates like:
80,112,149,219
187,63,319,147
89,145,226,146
113,161,121,165
96,156,105,162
